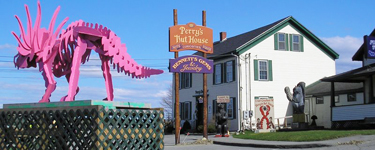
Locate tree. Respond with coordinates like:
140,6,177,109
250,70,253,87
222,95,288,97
160,84,173,121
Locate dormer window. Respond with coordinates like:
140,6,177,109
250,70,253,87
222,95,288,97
274,33,304,52
274,33,288,50
291,34,304,52
278,33,287,50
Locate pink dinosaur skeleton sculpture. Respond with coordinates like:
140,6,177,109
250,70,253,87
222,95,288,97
12,2,163,103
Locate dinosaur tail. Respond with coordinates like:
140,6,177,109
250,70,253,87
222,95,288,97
102,30,163,79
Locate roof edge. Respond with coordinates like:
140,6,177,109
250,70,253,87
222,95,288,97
236,16,339,60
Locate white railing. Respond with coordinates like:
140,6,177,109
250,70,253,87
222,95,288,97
332,103,375,121
275,116,293,130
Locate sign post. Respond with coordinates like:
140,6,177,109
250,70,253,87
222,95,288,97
172,9,180,145
169,9,213,142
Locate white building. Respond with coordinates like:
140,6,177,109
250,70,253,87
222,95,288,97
306,29,375,129
173,16,339,132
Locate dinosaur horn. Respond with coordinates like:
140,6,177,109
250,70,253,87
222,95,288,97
34,1,42,50
14,15,31,49
11,32,30,53
47,5,61,45
53,17,69,40
25,4,33,53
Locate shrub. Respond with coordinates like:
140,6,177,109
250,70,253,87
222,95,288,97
197,124,216,133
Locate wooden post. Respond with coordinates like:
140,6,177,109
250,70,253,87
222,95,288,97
330,82,335,123
277,118,280,129
173,9,180,145
202,10,208,139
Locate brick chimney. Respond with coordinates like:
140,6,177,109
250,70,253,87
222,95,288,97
220,32,227,42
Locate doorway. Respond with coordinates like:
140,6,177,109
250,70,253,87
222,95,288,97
195,97,204,130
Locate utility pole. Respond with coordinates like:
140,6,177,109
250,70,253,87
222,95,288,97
173,9,180,145
202,10,208,139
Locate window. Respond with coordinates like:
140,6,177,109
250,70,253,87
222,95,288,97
292,35,300,51
212,100,217,119
180,102,192,120
214,60,236,84
213,97,236,120
254,59,273,81
347,93,357,102
214,64,222,84
316,97,324,104
259,61,268,80
179,73,192,89
227,98,236,119
290,34,304,52
278,33,286,50
274,33,304,52
224,60,235,82
274,33,288,50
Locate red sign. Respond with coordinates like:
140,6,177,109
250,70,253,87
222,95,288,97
169,22,213,53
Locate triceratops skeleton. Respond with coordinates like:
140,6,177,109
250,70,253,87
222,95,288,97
12,1,163,103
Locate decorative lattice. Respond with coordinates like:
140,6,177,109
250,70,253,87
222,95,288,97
0,106,164,150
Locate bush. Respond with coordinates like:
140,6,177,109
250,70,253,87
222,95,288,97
197,124,216,133
164,121,174,134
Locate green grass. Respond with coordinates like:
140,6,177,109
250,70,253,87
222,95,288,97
232,130,375,142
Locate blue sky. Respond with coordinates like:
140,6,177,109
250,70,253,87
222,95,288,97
0,0,372,108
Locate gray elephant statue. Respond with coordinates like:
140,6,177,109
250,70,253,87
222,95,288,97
284,82,305,114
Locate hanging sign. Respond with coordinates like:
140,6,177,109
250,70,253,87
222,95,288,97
217,95,230,103
169,55,213,73
169,22,213,53
254,98,275,130
365,36,375,59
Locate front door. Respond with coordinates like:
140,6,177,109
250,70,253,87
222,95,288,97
196,97,204,129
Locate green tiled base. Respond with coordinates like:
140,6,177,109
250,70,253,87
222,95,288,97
0,105,164,149
3,100,151,109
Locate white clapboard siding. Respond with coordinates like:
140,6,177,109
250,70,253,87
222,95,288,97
332,104,375,121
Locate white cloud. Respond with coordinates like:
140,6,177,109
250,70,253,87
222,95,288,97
321,36,363,74
0,44,16,50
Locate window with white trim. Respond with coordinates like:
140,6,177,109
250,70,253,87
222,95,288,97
254,59,273,81
292,35,300,51
347,93,356,102
316,97,324,104
278,33,286,50
259,60,268,80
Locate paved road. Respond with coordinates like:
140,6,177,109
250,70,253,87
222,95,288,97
164,134,375,150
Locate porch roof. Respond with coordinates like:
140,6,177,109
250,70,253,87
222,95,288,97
321,65,375,82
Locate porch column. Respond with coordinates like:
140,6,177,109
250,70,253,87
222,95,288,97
330,82,335,122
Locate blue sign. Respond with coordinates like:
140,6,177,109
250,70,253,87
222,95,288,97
366,36,375,59
169,55,213,73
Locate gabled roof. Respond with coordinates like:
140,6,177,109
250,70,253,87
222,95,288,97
203,16,339,60
352,29,375,61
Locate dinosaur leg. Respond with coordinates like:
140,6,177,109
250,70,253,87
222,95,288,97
39,61,56,103
60,73,80,102
100,55,114,101
62,37,87,101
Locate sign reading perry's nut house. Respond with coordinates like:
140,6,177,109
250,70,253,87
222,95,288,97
169,55,213,73
169,22,213,53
